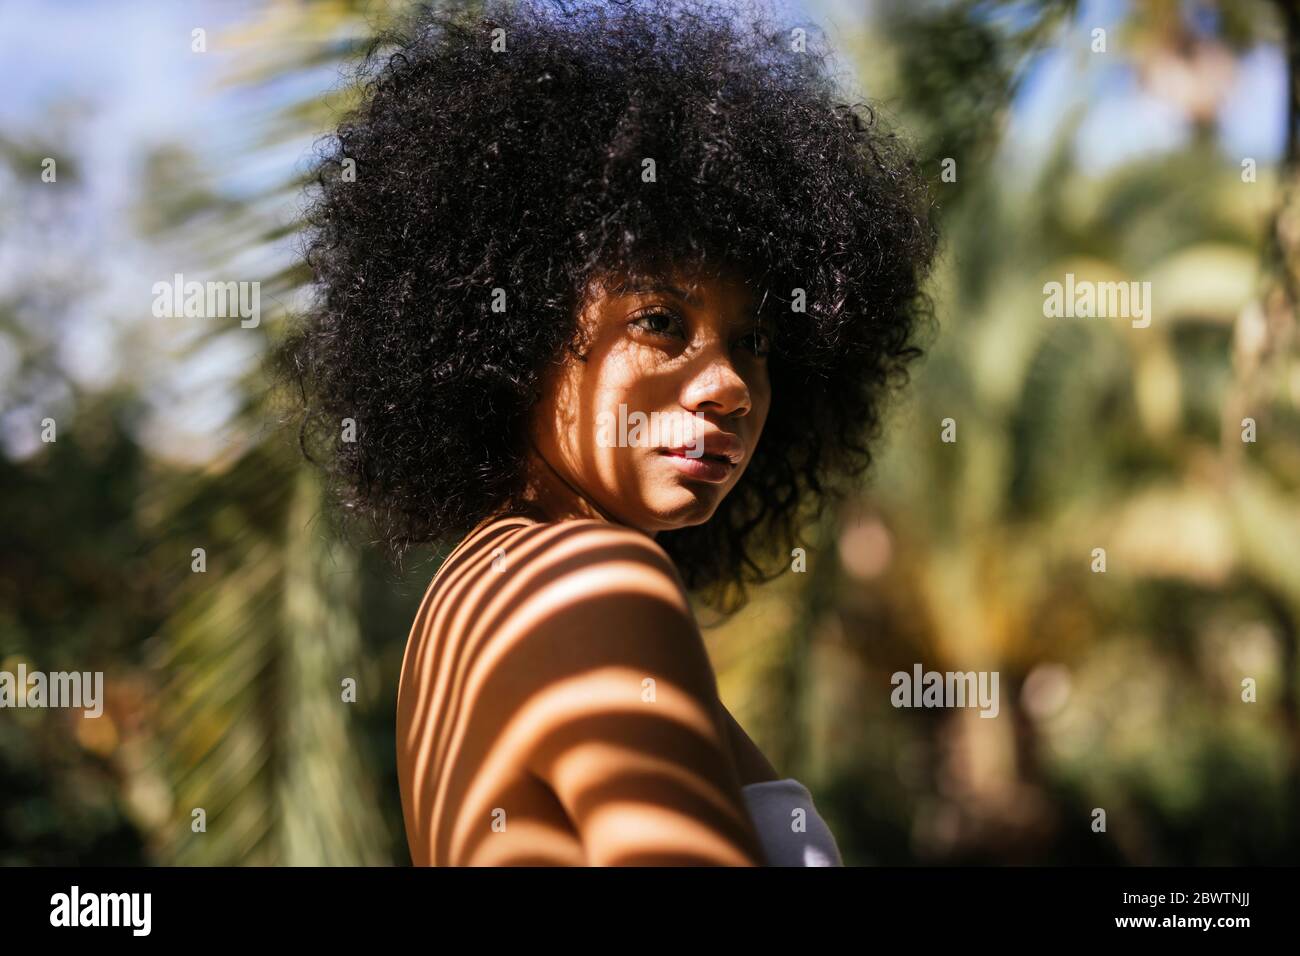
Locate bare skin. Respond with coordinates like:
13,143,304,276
396,265,782,865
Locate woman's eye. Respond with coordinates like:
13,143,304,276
629,308,684,339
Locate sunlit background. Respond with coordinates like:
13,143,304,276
2,0,1297,865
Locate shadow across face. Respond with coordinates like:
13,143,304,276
525,263,773,533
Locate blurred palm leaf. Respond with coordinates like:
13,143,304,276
136,0,437,865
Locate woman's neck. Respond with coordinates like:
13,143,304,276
510,444,657,539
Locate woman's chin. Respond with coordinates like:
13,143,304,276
637,483,726,529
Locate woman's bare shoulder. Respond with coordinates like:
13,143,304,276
409,515,757,865
458,517,683,591
428,515,693,649
452,516,709,695
457,518,755,864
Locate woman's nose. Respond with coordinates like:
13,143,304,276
680,352,751,418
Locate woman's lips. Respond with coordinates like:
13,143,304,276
657,448,735,483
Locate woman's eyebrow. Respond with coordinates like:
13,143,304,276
617,278,768,324
623,280,702,306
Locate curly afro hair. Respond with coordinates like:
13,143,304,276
281,0,938,613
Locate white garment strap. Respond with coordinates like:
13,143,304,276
740,778,844,867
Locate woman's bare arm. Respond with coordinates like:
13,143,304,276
481,520,765,866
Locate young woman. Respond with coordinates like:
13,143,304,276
284,0,936,865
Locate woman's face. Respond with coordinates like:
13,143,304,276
527,265,772,534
